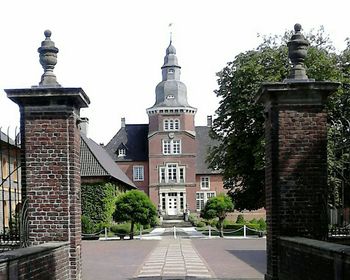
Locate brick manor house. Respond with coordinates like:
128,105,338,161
105,41,227,216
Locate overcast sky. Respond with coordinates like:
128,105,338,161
0,0,349,144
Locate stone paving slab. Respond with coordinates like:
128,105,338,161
136,239,213,278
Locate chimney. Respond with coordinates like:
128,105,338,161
121,117,126,128
207,115,212,127
79,117,89,135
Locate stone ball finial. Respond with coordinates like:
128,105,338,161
286,23,309,81
294,23,302,33
44,29,52,38
38,29,60,87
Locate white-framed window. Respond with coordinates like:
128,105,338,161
167,164,177,181
196,192,216,211
160,167,166,183
173,140,181,154
200,176,210,190
118,148,126,157
159,163,185,184
179,167,185,183
133,166,144,181
164,119,180,131
162,139,181,155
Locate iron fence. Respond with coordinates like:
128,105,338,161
0,127,27,252
328,118,350,228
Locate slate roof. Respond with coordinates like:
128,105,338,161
195,126,221,175
80,134,135,188
105,124,149,162
105,123,220,175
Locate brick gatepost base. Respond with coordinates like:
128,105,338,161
258,81,338,280
6,87,89,279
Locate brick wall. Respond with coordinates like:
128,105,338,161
265,105,329,238
278,237,350,280
20,109,82,279
0,242,69,280
117,161,149,194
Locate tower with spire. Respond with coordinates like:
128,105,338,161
106,39,227,218
147,40,197,215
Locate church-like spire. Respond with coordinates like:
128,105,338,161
147,41,196,112
161,40,181,81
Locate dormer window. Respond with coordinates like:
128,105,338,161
166,95,175,100
118,148,126,157
168,69,174,73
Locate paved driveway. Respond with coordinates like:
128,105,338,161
82,240,159,280
82,237,266,279
192,238,266,279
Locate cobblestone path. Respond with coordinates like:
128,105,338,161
136,238,214,278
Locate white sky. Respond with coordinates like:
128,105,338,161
0,0,349,144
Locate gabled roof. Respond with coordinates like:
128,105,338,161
195,126,221,175
80,134,135,188
105,124,149,162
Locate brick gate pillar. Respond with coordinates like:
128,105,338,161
5,30,90,280
257,24,339,280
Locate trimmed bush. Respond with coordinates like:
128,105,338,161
110,223,131,235
235,214,246,224
189,214,207,227
81,215,98,234
257,218,266,230
196,221,206,228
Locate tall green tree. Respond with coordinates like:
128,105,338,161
113,190,157,239
209,27,350,211
200,194,234,237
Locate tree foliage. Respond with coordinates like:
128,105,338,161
200,194,234,237
113,190,157,239
209,26,350,211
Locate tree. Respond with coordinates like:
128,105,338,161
209,26,350,211
113,190,157,239
200,194,234,237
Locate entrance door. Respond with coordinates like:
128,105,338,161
167,193,178,215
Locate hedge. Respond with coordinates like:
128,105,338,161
81,182,122,232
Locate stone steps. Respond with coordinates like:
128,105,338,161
161,220,193,228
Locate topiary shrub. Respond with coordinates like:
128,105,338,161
81,215,98,234
110,223,131,235
257,218,266,231
236,214,246,224
196,221,206,228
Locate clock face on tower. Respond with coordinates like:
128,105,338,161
168,132,174,139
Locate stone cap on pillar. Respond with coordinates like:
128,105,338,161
5,87,90,109
257,81,340,107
